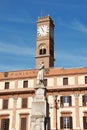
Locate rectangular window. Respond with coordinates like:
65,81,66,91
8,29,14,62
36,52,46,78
60,117,72,129
3,99,8,109
64,117,70,128
44,79,47,86
83,116,87,129
5,82,9,89
22,98,28,108
85,76,87,84
63,78,68,85
64,96,69,103
60,96,72,107
20,118,27,130
1,118,9,130
23,81,28,88
83,95,87,106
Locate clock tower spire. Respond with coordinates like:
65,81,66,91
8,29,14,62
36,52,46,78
35,16,55,69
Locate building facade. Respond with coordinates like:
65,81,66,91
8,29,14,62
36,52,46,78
0,16,87,130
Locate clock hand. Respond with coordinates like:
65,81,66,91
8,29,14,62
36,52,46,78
41,27,44,32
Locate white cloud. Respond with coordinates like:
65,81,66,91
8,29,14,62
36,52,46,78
0,65,17,72
70,19,87,33
0,64,29,72
60,19,87,33
55,50,87,68
0,15,34,24
0,42,35,56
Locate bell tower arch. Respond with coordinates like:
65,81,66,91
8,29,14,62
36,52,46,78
35,16,55,68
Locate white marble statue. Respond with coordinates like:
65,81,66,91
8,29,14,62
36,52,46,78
37,61,44,84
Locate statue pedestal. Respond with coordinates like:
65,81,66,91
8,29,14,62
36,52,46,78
30,83,50,130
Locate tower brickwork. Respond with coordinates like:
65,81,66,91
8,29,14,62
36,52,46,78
35,16,55,69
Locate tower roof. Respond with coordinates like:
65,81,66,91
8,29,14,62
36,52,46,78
37,15,54,26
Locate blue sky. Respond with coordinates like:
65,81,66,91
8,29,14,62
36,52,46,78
0,0,87,72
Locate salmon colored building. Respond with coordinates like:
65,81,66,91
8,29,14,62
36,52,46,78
0,16,87,130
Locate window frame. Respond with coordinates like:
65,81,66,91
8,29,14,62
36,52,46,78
39,48,46,55
21,98,28,108
44,79,47,86
85,76,87,84
63,77,68,85
1,118,9,130
64,96,69,103
5,82,9,89
83,116,87,129
23,80,28,88
83,95,87,106
20,114,28,130
60,116,72,129
3,99,8,109
60,96,72,107
63,117,70,129
20,117,27,130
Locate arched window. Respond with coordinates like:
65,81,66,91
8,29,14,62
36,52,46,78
39,49,42,55
39,48,46,55
39,44,47,55
43,49,46,54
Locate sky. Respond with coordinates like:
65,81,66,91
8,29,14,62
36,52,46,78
0,0,87,72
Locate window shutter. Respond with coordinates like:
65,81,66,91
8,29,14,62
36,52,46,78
60,117,63,129
3,99,8,109
83,95,85,106
5,82,9,89
69,96,72,106
22,98,28,108
1,118,9,130
85,76,87,84
70,117,73,129
23,81,28,88
21,118,26,130
83,116,87,129
44,79,47,86
63,78,68,85
60,96,63,107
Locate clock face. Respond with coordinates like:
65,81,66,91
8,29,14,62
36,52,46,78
37,25,49,37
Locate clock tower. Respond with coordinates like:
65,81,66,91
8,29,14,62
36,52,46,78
35,16,55,68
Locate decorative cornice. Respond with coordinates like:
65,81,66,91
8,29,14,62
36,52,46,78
0,86,86,96
0,67,87,81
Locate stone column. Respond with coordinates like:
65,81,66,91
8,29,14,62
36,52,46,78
11,96,18,130
74,94,80,129
30,83,50,130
